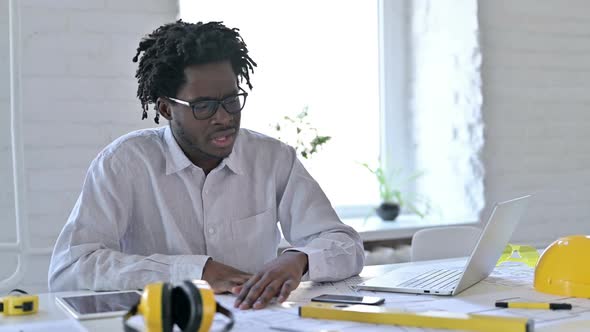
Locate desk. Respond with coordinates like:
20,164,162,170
2,262,589,332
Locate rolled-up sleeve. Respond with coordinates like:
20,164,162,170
48,152,209,291
277,152,364,282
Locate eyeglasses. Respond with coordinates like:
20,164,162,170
167,88,248,120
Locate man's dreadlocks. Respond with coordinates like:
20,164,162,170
132,20,257,123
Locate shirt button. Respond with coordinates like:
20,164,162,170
208,228,215,235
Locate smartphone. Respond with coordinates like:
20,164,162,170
311,294,385,306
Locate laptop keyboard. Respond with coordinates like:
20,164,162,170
398,269,462,291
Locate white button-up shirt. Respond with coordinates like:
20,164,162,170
48,127,364,291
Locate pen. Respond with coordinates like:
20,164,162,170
495,301,572,310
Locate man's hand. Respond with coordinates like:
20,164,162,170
233,251,308,310
201,259,252,294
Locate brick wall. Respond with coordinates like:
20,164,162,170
479,0,590,246
1,0,177,292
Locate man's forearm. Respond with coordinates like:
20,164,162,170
49,246,209,291
286,230,364,282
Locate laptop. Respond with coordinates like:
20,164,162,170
357,195,531,296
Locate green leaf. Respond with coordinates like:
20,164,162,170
271,105,331,159
311,136,331,146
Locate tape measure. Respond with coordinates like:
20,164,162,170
0,289,39,316
299,302,533,332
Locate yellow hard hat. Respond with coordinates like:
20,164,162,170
534,235,590,298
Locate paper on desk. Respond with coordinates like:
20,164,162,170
213,292,471,332
368,286,590,329
537,319,590,332
247,264,589,331
482,262,536,288
175,263,590,332
213,293,448,332
484,291,590,328
0,319,86,332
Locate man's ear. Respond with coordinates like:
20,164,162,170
157,97,173,121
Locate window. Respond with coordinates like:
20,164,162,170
180,1,390,217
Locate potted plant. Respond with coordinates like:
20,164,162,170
361,163,429,221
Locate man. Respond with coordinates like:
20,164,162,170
48,20,364,310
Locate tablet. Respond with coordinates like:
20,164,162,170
55,290,141,320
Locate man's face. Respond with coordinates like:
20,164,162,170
165,61,241,162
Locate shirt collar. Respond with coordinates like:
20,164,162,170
221,131,243,175
164,126,244,176
164,126,193,175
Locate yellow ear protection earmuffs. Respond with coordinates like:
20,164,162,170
123,280,234,332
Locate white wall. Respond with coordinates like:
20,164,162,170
480,0,590,247
1,0,177,292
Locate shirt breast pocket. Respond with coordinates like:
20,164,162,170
230,208,279,271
